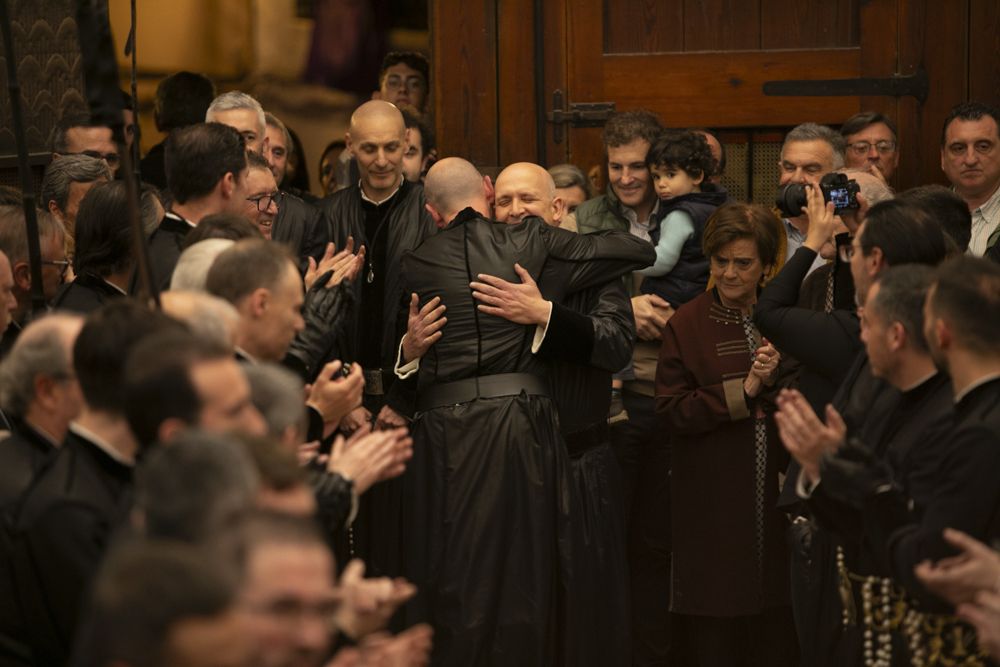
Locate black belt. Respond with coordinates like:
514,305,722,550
564,421,609,458
417,373,549,411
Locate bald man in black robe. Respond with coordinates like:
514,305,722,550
395,158,654,665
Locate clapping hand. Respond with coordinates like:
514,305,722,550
774,389,847,484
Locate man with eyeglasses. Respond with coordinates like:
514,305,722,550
50,111,121,177
0,206,69,357
372,51,429,114
940,102,1000,257
840,111,900,181
242,152,282,241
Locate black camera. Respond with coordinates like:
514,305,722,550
775,173,860,218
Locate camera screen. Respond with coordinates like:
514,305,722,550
828,187,851,209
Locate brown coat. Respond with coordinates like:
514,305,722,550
656,289,790,616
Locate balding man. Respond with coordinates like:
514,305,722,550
395,157,652,664
318,100,435,577
320,101,434,428
468,161,633,664
0,314,84,506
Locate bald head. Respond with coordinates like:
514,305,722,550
495,162,560,226
346,101,407,201
423,158,491,226
348,100,405,135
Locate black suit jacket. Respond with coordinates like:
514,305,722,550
8,428,133,666
272,191,331,270
52,273,127,315
146,213,192,291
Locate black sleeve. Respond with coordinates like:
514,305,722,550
308,469,355,533
536,302,594,364
754,246,861,383
539,223,656,296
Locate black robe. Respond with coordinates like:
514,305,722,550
146,212,192,291
0,421,61,665
538,280,634,666
398,209,654,665
52,273,127,315
6,427,133,666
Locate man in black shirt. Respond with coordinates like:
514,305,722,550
147,123,248,290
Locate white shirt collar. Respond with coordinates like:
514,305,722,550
69,422,134,466
165,211,196,229
954,371,1000,404
358,177,402,206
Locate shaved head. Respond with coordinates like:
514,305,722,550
495,162,561,226
348,100,406,136
423,158,490,226
346,101,407,201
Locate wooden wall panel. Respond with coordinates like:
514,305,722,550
603,50,861,128
431,0,499,169
857,0,899,185
496,0,538,167
683,0,760,51
760,0,859,50
604,0,682,54
969,0,1000,105
895,0,967,191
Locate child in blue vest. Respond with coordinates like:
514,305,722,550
638,130,728,305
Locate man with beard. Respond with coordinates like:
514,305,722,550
395,157,653,665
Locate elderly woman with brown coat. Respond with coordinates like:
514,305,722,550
655,202,798,666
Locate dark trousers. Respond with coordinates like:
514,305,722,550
677,606,799,667
612,390,673,665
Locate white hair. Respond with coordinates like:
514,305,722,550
206,91,265,134
170,239,235,291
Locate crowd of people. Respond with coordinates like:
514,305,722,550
0,47,997,667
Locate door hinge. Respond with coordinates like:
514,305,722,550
546,90,616,144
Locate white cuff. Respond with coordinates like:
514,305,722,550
394,335,420,379
347,488,359,526
530,302,554,354
795,468,820,499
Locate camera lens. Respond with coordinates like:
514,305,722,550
775,183,807,218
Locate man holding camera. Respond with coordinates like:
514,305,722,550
776,123,847,277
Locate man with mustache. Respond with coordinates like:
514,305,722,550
939,102,1000,258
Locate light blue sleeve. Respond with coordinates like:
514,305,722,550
637,210,695,276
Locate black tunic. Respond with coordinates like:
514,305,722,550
398,209,654,665
538,280,634,666
51,273,127,315
146,212,192,291
7,428,133,666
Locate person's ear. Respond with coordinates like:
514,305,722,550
887,321,905,352
692,170,704,187
249,287,270,318
551,196,566,225
935,319,952,351
46,200,62,221
425,202,445,228
345,131,355,157
220,171,236,200
156,418,187,444
483,175,495,207
12,261,31,291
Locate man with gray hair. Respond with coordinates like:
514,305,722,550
0,206,69,356
169,238,235,292
0,313,84,507
39,154,110,245
778,122,846,274
206,90,268,155
209,94,330,266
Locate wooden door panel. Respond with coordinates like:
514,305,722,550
602,49,861,127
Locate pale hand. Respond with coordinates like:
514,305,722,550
632,294,674,341
470,263,550,325
774,389,847,483
401,294,447,363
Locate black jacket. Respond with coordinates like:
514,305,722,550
319,180,436,412
272,191,330,270
7,428,133,666
146,212,192,291
52,273,127,315
881,377,1000,599
401,209,655,387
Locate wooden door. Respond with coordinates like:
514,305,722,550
538,0,972,194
